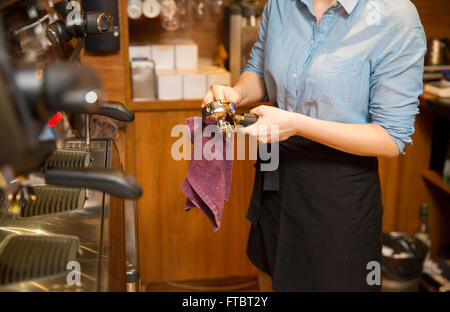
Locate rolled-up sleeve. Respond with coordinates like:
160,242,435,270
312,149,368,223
242,0,271,81
369,9,427,154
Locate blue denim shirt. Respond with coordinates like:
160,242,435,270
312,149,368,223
243,0,426,153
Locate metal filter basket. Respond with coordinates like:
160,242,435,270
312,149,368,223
201,100,259,135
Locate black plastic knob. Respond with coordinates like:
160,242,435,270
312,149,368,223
86,12,113,34
46,20,72,47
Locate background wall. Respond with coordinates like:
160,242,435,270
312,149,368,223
413,0,450,38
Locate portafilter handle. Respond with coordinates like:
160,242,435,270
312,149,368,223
91,100,135,122
45,168,143,199
235,113,259,127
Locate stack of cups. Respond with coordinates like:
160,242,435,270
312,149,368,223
128,0,161,19
128,0,179,31
143,0,161,18
127,0,143,19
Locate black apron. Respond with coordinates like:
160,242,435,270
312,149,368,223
246,136,383,291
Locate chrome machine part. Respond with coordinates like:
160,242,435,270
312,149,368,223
0,139,131,291
201,100,259,139
124,199,140,292
0,228,79,287
0,1,142,292
224,1,263,84
46,2,113,47
425,38,449,67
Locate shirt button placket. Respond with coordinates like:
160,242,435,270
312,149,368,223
286,73,297,112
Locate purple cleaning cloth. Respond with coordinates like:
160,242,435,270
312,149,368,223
181,116,233,231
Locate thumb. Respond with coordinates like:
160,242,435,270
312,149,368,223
250,105,267,117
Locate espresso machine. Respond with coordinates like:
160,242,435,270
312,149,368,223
224,0,263,84
0,0,141,292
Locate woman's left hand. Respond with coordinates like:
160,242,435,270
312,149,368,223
239,105,299,143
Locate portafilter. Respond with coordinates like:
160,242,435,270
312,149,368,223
201,100,258,136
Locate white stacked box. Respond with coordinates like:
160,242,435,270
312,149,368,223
181,70,207,99
175,42,198,69
131,41,231,100
129,44,152,60
151,44,175,70
156,69,182,100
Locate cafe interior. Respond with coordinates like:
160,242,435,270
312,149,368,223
0,0,449,292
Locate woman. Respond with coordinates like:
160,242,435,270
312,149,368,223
202,0,426,291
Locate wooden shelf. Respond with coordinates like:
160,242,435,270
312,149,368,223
131,99,201,111
130,100,264,112
422,169,450,195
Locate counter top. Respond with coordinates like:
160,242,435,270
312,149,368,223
130,99,264,112
130,94,438,112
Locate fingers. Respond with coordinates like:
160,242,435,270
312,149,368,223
238,120,280,144
211,85,226,102
227,90,241,104
238,125,272,144
202,90,215,107
202,85,241,107
201,86,225,107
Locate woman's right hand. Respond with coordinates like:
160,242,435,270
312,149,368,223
201,85,242,107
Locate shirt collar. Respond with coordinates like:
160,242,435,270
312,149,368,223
298,0,314,14
338,0,360,14
298,0,360,15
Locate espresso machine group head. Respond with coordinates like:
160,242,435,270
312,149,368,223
46,0,113,47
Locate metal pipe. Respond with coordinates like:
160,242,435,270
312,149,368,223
85,114,90,149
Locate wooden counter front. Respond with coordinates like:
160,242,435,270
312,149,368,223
130,99,266,283
133,108,258,283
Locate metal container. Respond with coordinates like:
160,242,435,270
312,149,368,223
425,39,449,67
224,1,263,85
131,60,156,101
